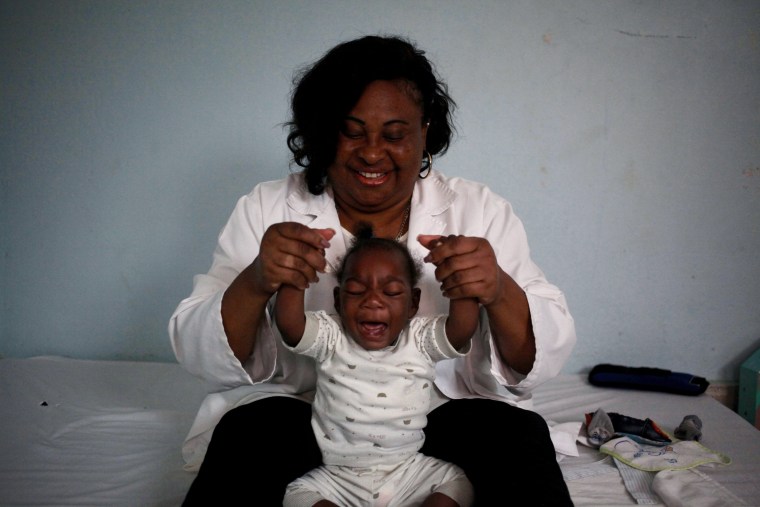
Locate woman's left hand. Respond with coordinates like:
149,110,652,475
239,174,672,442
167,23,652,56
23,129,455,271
419,233,536,373
418,234,502,306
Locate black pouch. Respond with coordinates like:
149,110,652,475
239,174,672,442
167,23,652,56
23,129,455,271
588,363,709,396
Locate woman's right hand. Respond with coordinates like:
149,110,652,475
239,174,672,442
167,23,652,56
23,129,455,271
251,222,335,295
223,223,334,363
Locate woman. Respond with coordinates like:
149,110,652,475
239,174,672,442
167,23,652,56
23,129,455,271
170,35,576,505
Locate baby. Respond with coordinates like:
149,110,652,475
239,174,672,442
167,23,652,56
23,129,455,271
275,226,479,507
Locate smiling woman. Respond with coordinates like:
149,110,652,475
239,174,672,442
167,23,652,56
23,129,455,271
330,80,428,239
286,36,454,197
170,34,576,505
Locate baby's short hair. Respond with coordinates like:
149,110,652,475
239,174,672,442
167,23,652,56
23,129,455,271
336,223,422,287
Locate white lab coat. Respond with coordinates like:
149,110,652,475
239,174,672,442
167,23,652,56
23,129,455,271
169,169,576,470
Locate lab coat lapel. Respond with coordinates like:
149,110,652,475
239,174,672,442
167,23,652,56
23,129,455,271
285,185,344,274
407,172,455,261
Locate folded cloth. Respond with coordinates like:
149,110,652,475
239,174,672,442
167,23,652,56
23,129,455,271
652,467,748,506
600,436,731,472
548,421,583,460
613,458,661,504
613,455,744,506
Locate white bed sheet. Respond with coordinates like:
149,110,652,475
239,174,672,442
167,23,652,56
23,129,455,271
0,356,205,506
0,356,758,506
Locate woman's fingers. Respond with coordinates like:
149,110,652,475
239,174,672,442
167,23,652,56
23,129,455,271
419,234,475,263
420,234,500,303
259,223,335,290
417,234,444,253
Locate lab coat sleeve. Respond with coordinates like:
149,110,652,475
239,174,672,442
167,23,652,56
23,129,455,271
430,176,576,401
481,185,576,393
168,183,285,393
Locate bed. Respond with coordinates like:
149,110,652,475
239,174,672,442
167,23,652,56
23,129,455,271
1,356,758,506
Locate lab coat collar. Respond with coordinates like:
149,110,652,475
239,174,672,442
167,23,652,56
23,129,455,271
284,170,458,273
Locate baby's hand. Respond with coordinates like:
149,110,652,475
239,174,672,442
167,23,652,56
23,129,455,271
417,234,444,261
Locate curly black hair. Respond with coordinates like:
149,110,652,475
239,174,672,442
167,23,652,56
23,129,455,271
335,223,422,287
286,34,457,195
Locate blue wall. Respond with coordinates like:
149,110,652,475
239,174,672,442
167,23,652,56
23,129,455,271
2,0,759,380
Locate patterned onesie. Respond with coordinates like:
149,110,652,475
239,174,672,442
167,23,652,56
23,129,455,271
282,310,474,507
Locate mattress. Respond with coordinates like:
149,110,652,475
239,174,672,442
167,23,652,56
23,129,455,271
1,356,758,506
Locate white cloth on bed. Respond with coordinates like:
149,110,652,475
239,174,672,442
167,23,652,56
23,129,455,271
615,459,660,504
590,428,739,506
601,432,735,505
613,461,749,507
652,467,749,506
548,420,583,459
601,436,731,472
169,170,577,470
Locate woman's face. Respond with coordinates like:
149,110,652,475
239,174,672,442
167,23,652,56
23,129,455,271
334,247,420,351
327,79,428,213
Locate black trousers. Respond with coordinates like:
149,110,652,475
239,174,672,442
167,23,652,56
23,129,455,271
183,396,573,506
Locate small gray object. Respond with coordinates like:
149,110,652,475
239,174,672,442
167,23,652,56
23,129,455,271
587,408,615,447
674,414,703,441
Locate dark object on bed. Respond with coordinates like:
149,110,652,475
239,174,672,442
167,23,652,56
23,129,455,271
584,409,673,446
588,363,709,396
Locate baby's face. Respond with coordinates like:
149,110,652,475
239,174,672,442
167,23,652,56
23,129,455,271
334,248,419,350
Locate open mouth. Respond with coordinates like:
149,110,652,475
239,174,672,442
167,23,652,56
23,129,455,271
355,170,389,186
360,321,388,338
359,171,384,179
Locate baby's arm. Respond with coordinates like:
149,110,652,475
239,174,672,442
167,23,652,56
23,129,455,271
446,297,480,350
418,234,480,350
273,284,306,346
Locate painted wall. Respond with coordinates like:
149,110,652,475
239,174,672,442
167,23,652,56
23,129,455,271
2,1,759,381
